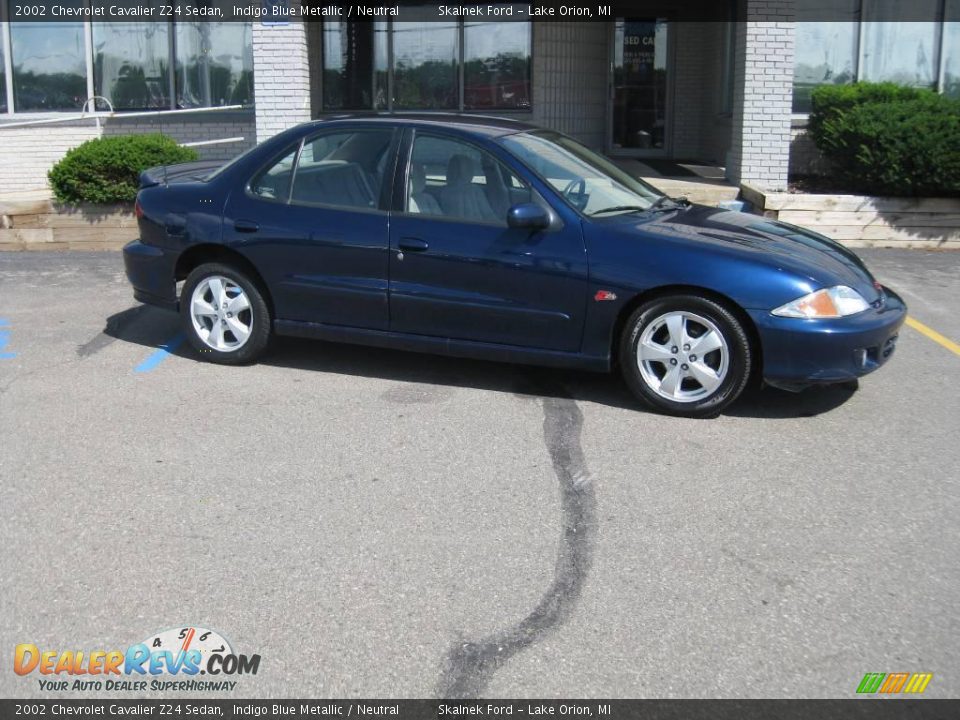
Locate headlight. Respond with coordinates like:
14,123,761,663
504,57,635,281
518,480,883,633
772,285,870,318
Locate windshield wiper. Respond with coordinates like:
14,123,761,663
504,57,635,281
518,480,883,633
589,205,648,216
647,195,690,212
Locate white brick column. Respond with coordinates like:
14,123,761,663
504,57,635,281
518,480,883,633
252,13,312,143
726,0,795,191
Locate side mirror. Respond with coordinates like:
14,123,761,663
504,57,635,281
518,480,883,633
507,202,551,230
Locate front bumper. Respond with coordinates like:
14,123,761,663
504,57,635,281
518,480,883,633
122,240,178,311
750,286,906,390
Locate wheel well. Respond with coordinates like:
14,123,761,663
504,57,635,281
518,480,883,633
175,244,274,317
611,285,763,380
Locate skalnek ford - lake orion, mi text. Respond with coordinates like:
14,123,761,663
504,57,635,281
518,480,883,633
438,4,610,16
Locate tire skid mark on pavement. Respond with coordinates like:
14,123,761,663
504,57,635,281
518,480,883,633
0,318,17,359
437,380,597,698
134,333,186,374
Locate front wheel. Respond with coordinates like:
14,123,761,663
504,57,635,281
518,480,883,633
181,262,271,365
619,295,752,418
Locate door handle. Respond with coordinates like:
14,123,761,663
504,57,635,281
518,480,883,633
234,219,259,233
398,237,429,252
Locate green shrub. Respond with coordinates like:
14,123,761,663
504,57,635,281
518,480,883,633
808,82,960,197
48,134,199,204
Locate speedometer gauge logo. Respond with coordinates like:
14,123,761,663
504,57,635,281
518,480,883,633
141,626,233,673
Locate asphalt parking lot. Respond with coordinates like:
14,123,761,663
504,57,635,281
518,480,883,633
1,248,958,699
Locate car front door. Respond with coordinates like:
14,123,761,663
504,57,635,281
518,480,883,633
223,126,398,330
387,130,588,352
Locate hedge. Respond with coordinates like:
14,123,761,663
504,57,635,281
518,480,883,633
48,134,199,205
807,82,960,197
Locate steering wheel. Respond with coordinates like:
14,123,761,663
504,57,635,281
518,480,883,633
561,177,589,211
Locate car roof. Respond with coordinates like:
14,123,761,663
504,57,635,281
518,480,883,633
302,113,540,138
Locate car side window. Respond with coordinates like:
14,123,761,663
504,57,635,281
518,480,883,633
250,146,298,201
290,129,394,210
407,134,531,225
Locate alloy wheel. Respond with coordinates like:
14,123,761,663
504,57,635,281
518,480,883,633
189,275,253,352
636,310,729,403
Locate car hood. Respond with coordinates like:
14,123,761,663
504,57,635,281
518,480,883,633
618,204,882,301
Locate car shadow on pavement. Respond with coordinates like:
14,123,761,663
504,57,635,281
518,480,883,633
104,305,856,419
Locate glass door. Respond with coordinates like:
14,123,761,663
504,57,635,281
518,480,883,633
609,18,671,156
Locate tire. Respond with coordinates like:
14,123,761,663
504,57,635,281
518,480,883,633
180,262,271,365
619,294,752,418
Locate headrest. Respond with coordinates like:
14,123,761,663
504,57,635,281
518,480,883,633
446,154,476,186
410,163,427,194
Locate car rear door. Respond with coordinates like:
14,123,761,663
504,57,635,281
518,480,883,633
222,125,399,330
387,129,588,352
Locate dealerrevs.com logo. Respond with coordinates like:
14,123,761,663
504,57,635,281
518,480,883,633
14,626,260,692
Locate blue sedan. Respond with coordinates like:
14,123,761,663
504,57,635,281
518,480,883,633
123,115,905,417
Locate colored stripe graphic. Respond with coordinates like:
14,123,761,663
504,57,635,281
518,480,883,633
903,673,933,694
0,328,17,359
134,334,185,373
857,673,886,694
879,672,909,693
906,316,960,357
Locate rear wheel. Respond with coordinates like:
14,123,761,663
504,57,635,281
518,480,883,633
181,262,270,365
619,294,752,418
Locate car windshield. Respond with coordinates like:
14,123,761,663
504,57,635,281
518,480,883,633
499,130,662,215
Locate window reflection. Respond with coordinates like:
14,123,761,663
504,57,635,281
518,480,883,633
9,1,87,112
392,22,459,109
861,0,941,87
176,21,253,108
93,17,170,110
0,31,6,113
463,17,531,110
322,21,375,110
944,20,960,98
793,2,859,112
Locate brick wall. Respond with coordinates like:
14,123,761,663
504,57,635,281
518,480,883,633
672,21,735,164
0,124,103,194
672,23,706,158
727,0,796,190
103,112,254,161
529,22,609,151
253,13,312,142
0,111,254,193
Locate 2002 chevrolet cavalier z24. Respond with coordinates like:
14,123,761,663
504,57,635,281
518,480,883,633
124,114,905,418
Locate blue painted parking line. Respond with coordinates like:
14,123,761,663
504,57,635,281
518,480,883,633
0,319,17,359
134,333,185,374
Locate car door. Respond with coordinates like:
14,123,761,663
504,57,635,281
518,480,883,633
387,130,589,352
222,126,399,330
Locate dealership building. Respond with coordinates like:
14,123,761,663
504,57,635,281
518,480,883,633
0,0,958,194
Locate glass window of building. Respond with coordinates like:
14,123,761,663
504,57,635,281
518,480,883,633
463,17,531,110
391,22,459,109
320,19,531,112
176,20,253,108
944,20,960,97
0,31,7,113
92,17,170,110
793,1,860,113
8,1,87,112
321,21,385,110
861,0,941,87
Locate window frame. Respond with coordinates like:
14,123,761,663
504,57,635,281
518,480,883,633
397,127,535,228
319,18,533,114
246,139,303,205
245,125,401,215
